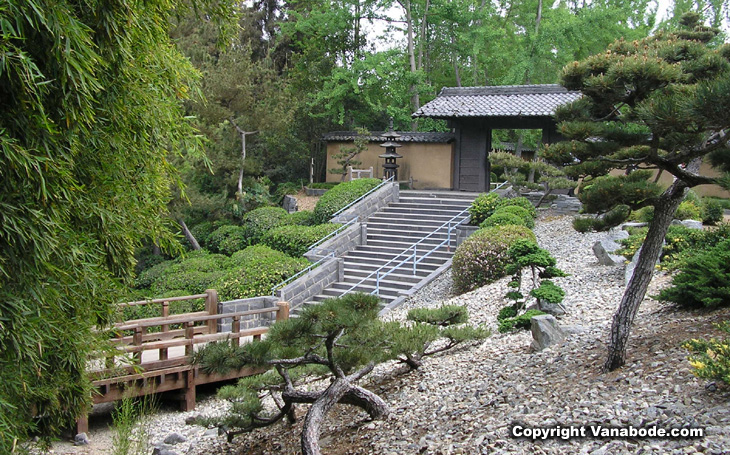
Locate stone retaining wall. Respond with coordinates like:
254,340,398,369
276,257,343,310
305,222,364,261
332,181,399,222
217,296,279,333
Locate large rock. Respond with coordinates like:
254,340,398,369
530,315,565,351
73,433,90,446
671,219,703,230
592,239,624,266
282,195,298,213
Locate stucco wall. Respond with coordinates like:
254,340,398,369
326,142,453,190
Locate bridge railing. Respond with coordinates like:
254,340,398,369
92,291,289,378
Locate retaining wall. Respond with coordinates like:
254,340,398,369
276,257,344,310
305,222,364,261
332,182,399,222
217,296,279,333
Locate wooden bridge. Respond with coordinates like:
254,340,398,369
78,290,288,433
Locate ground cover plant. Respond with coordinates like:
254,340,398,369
313,178,381,223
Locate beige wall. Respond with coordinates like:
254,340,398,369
325,142,454,190
609,161,729,199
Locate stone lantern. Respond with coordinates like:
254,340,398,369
378,121,402,181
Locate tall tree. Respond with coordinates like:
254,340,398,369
543,12,730,371
0,0,233,448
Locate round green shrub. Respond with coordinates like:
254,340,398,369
468,192,502,225
496,196,537,219
287,210,317,226
602,204,631,228
241,206,291,245
452,225,536,294
217,245,309,300
313,178,381,224
702,199,724,225
145,251,231,296
675,201,702,221
262,223,340,257
494,205,534,228
189,220,228,249
480,212,525,228
572,216,604,233
207,225,247,255
630,206,654,223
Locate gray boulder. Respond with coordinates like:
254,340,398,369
163,433,187,445
530,315,565,351
592,239,624,266
73,433,90,446
671,219,703,230
282,195,298,213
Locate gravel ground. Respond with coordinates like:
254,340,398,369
32,213,730,455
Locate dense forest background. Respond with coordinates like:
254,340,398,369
170,0,715,229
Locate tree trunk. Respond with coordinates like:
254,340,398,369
604,180,687,371
179,219,201,250
301,378,350,455
399,0,420,129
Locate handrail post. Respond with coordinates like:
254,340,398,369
376,271,380,295
412,245,417,275
447,221,452,253
133,327,144,365
231,316,241,348
160,301,169,361
205,289,218,335
276,301,290,322
184,321,194,357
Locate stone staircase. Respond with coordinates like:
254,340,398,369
293,190,478,314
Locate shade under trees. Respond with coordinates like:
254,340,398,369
543,12,730,371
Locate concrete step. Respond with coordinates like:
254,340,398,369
400,190,481,201
367,222,458,233
321,284,402,299
343,268,425,283
342,258,441,274
378,206,468,217
335,278,413,291
364,238,455,250
366,230,451,240
344,249,448,264
367,214,464,226
354,244,452,258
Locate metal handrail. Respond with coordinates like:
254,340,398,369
342,207,471,296
306,217,358,253
270,252,336,296
330,175,395,221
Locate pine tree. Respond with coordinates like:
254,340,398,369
543,12,730,371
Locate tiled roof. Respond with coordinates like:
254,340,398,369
413,84,581,118
322,131,455,143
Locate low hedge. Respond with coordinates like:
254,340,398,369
496,196,537,219
480,212,526,228
452,225,536,294
207,225,248,255
313,178,381,224
262,223,340,257
468,192,502,226
494,205,535,228
218,245,310,300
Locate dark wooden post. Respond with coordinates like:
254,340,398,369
182,368,195,411
133,327,144,365
160,300,169,361
231,316,241,348
205,289,218,334
184,321,194,357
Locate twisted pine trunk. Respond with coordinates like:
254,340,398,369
604,180,687,371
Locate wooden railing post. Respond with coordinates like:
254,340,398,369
160,300,169,361
133,327,144,364
184,321,194,357
231,316,241,348
205,289,218,335
276,301,290,322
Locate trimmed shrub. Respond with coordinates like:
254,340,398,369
407,305,469,326
494,205,534,228
630,206,654,223
498,309,546,333
145,251,231,297
313,178,381,224
217,245,309,301
241,207,291,245
496,196,537,219
480,212,525,228
468,192,502,225
262,224,340,257
572,216,600,233
657,239,730,308
602,204,631,228
287,210,317,226
307,182,339,190
497,305,518,321
452,225,536,294
675,200,702,221
530,280,565,304
207,225,248,255
702,199,724,225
